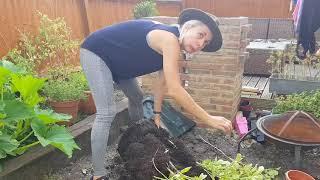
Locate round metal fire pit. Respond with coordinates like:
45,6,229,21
255,111,320,167
256,112,320,146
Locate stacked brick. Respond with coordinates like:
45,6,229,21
141,16,250,121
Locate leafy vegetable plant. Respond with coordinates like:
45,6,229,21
273,90,320,119
0,60,80,164
154,154,279,180
200,154,279,180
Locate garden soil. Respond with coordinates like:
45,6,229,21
45,120,320,180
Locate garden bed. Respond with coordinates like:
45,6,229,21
44,125,320,180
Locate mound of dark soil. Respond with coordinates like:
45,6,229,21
117,120,207,180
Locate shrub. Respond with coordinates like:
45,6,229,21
133,0,158,19
273,90,320,119
43,68,86,102
3,12,79,75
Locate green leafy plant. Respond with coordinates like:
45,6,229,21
42,67,86,102
0,60,80,163
133,0,158,19
70,70,89,91
267,44,320,80
3,12,79,75
154,161,207,180
154,154,279,180
273,90,320,119
200,154,279,180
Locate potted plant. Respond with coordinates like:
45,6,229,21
71,70,96,115
2,12,81,125
43,67,86,126
267,44,320,95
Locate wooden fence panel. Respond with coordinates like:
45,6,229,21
183,0,291,18
84,0,181,33
157,1,182,17
0,0,293,58
0,0,88,57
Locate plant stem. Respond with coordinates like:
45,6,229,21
15,141,40,152
152,147,168,179
18,130,34,144
199,135,234,162
1,86,3,101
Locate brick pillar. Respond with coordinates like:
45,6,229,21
141,16,250,121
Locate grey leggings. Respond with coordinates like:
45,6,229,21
80,48,144,176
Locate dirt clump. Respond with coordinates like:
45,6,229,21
117,120,207,180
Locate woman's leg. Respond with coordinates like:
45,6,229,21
117,78,144,124
80,48,116,176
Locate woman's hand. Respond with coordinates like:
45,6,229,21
206,116,233,135
154,114,161,128
316,48,320,57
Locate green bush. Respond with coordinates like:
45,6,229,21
43,68,86,102
133,0,158,19
154,154,279,180
3,12,79,75
273,90,320,119
70,70,89,91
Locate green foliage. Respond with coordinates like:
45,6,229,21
70,70,89,91
273,90,320,119
154,162,207,180
154,154,279,180
3,11,79,75
266,44,320,80
42,68,86,102
266,50,284,75
133,0,158,19
200,154,279,180
0,61,79,163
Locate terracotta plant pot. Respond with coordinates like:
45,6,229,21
79,91,96,115
50,100,80,126
285,170,315,180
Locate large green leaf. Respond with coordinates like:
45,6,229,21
11,74,46,106
0,133,19,159
35,108,71,124
2,100,35,123
0,67,11,89
0,60,26,74
31,119,80,158
0,101,7,120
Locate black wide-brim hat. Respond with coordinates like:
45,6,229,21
178,8,223,52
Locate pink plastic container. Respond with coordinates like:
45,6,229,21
235,116,249,137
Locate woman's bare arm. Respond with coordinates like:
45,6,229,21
147,30,232,134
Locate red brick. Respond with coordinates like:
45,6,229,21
197,103,217,111
223,65,238,71
187,69,212,75
216,105,233,112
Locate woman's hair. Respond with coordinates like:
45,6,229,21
178,20,206,43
